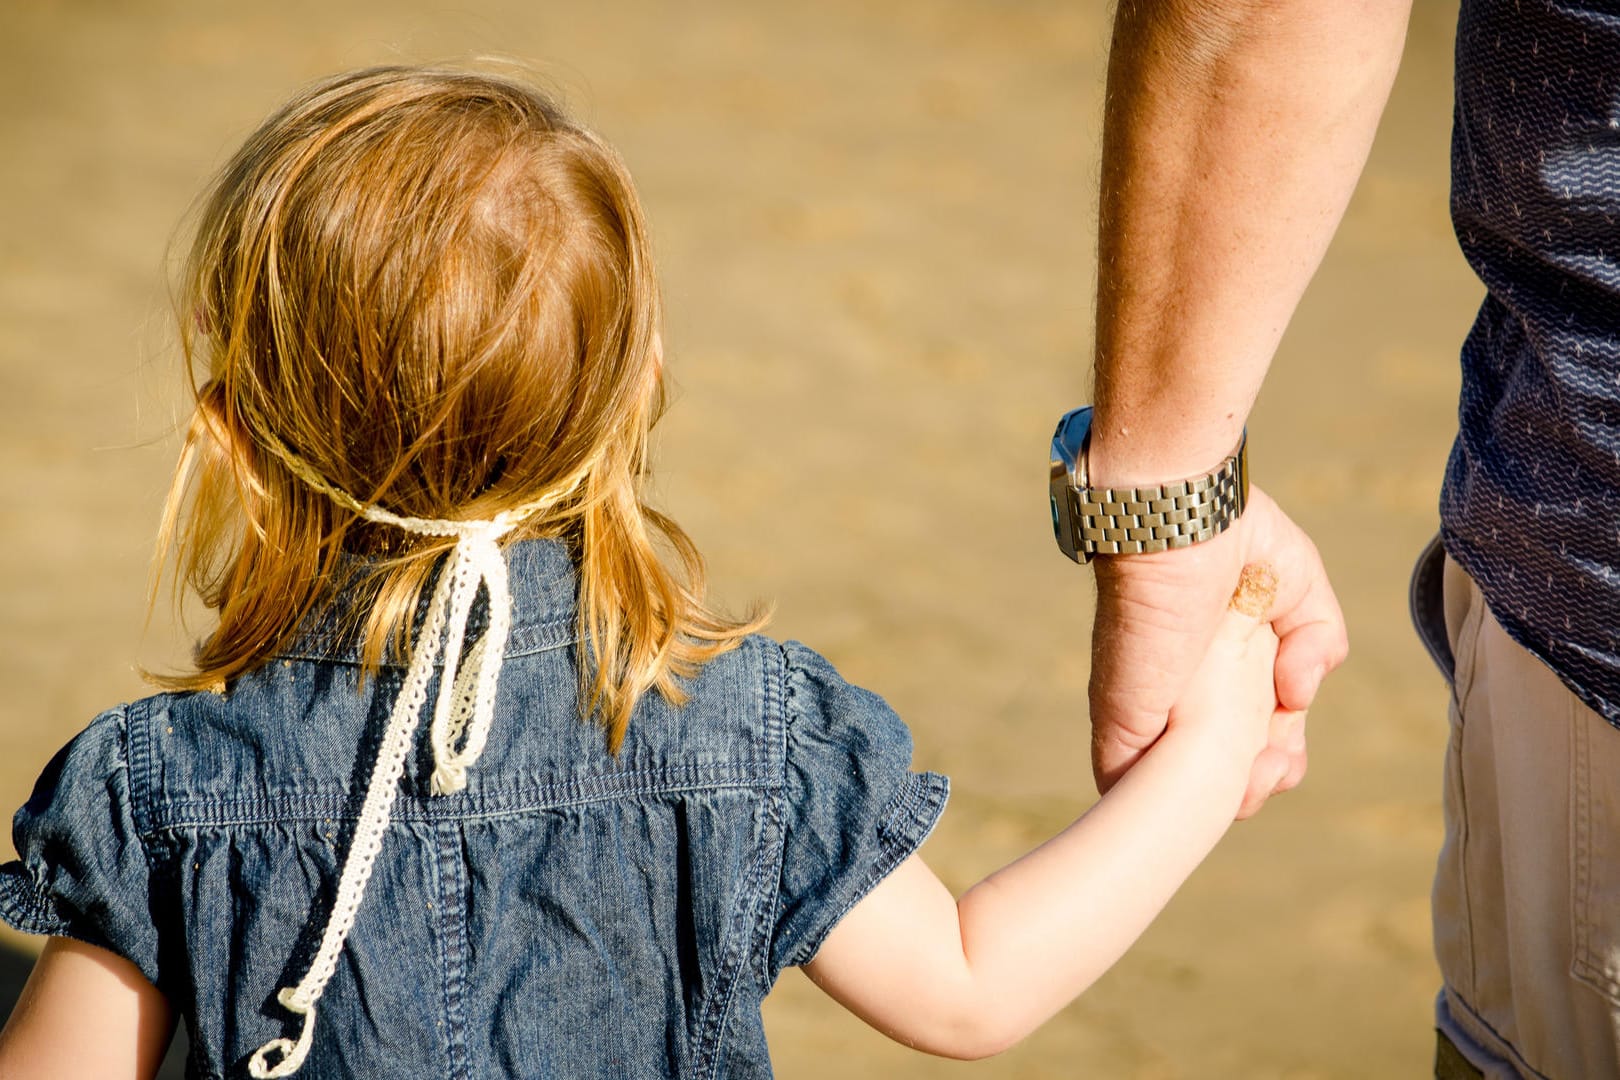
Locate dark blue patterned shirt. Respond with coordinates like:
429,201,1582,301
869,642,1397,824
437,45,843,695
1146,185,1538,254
1441,0,1620,726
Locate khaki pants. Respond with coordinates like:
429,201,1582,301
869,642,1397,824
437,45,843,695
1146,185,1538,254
1432,556,1620,1079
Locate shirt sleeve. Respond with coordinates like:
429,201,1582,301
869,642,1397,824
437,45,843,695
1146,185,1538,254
0,705,161,986
770,641,949,975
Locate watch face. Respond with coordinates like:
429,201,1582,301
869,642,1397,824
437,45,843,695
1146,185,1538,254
1048,455,1074,554
1049,407,1092,564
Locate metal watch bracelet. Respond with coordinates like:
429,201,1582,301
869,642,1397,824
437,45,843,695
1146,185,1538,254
1049,406,1249,564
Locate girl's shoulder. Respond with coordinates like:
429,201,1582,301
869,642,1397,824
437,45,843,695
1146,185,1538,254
0,702,164,988
656,633,929,771
23,632,927,821
0,630,927,838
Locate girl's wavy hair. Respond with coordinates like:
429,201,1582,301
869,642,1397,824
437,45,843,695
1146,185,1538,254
154,65,764,750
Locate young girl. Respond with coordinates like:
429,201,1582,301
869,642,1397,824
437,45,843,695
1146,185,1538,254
0,66,1286,1079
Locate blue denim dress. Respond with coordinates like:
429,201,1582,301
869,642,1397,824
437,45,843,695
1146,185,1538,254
0,540,949,1078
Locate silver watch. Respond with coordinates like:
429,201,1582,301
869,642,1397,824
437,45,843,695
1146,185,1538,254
1049,406,1248,563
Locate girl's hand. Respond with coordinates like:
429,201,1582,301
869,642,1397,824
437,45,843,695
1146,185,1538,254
1164,563,1298,818
806,570,1303,1058
1090,489,1343,811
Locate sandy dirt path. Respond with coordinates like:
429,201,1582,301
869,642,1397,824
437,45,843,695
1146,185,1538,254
0,2,1474,1075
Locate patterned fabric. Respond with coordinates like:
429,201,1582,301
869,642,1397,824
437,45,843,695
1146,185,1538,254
1441,0,1620,728
0,540,948,1079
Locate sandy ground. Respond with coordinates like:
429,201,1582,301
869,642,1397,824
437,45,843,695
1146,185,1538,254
0,2,1478,1075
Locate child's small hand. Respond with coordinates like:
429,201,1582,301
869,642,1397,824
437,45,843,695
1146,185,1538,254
1166,563,1289,814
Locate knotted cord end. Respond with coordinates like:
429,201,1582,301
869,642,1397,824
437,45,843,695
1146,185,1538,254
248,989,317,1078
430,763,468,795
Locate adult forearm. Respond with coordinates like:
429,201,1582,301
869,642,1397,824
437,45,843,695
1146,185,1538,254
1090,0,1411,485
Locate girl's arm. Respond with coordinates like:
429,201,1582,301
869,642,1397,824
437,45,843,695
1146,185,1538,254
0,936,173,1079
804,579,1283,1059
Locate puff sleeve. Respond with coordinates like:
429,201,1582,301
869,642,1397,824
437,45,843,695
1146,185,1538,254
770,641,949,976
0,706,161,986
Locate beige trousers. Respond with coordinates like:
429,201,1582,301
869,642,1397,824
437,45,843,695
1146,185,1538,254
1434,556,1620,1079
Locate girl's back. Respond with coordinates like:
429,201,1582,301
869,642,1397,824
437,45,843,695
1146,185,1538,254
9,539,941,1077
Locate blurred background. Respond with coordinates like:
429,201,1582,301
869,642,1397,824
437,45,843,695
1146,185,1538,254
0,1,1476,1076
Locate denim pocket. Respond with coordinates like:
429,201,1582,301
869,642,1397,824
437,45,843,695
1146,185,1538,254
1571,703,1620,1006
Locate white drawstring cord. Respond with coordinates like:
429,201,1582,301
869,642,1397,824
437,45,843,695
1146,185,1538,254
237,435,599,1077
249,512,523,1077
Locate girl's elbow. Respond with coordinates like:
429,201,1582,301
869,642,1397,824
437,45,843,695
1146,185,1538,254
932,1031,1022,1062
907,1005,1029,1062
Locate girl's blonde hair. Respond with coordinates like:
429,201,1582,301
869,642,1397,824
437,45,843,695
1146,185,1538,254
155,65,763,750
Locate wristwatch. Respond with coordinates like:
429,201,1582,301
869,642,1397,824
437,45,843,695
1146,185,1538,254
1049,406,1248,563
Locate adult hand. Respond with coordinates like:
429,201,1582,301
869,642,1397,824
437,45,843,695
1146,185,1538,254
1088,485,1345,813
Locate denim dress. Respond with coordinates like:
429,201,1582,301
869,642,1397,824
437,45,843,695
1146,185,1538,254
0,540,949,1078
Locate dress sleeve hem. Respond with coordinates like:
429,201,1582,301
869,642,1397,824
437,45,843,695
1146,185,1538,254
0,862,77,939
787,769,950,969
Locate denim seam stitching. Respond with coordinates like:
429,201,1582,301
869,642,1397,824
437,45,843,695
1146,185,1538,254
423,823,452,1073
770,642,804,974
128,704,169,887
155,763,771,803
877,772,951,850
696,816,777,1079
755,640,789,989
434,821,472,1078
0,873,72,937
150,766,775,829
691,637,781,1077
123,700,157,839
272,623,576,667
